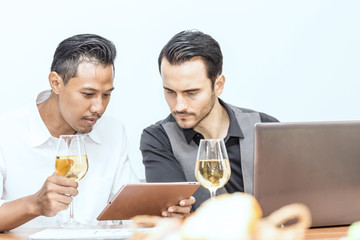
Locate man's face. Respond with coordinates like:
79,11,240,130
57,62,114,133
161,57,217,129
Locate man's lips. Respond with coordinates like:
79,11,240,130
174,112,192,119
177,114,189,119
83,117,98,125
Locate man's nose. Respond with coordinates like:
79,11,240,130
90,97,105,114
175,96,187,112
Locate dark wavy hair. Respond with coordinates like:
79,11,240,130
158,30,223,85
50,34,117,85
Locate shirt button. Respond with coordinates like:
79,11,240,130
48,141,52,146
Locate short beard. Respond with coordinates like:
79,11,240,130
192,92,216,129
175,91,217,130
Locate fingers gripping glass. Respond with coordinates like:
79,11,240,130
55,135,88,226
195,139,231,199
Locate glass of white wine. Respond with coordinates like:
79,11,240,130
195,139,231,199
55,135,88,226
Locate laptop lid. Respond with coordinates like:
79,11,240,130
253,121,360,227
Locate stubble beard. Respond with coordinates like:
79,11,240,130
174,92,217,130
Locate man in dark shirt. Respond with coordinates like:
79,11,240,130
140,30,278,210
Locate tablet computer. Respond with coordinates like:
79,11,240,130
97,182,200,220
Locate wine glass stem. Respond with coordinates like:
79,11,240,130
70,198,74,221
210,189,217,199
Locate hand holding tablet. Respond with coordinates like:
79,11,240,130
97,182,200,220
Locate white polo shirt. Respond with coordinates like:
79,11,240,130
0,90,131,227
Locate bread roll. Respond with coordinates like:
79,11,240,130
181,192,262,240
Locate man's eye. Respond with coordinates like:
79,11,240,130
82,92,93,97
166,90,175,94
186,91,197,95
104,93,111,97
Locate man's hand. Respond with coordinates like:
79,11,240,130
0,173,79,232
162,196,196,219
31,173,78,217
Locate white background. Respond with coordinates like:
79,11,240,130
0,0,359,180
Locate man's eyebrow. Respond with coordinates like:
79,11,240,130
163,87,174,91
81,87,98,92
163,87,200,92
106,87,115,92
81,87,115,92
184,88,199,92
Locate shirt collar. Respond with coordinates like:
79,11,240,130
183,98,244,144
29,90,101,147
87,120,102,144
29,90,53,147
220,98,244,139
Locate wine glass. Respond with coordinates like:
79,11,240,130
55,135,88,226
195,139,231,199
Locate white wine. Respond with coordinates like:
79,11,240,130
55,155,88,182
195,159,231,190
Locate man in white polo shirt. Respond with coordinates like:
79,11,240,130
0,34,194,231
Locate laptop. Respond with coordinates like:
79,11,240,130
253,121,360,227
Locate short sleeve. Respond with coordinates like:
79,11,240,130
259,112,279,123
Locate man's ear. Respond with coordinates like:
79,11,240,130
49,72,63,94
214,75,225,97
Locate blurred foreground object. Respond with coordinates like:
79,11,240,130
130,192,311,240
255,203,311,240
347,221,360,240
181,193,262,239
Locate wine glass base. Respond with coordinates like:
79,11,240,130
62,219,82,227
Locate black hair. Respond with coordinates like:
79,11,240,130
158,30,223,84
50,34,117,85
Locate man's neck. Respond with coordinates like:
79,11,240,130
37,93,75,138
194,100,230,140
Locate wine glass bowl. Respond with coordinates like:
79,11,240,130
55,135,88,226
55,155,88,181
195,139,231,199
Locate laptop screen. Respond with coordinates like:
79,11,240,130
253,121,360,227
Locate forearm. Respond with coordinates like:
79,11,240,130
0,195,39,232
